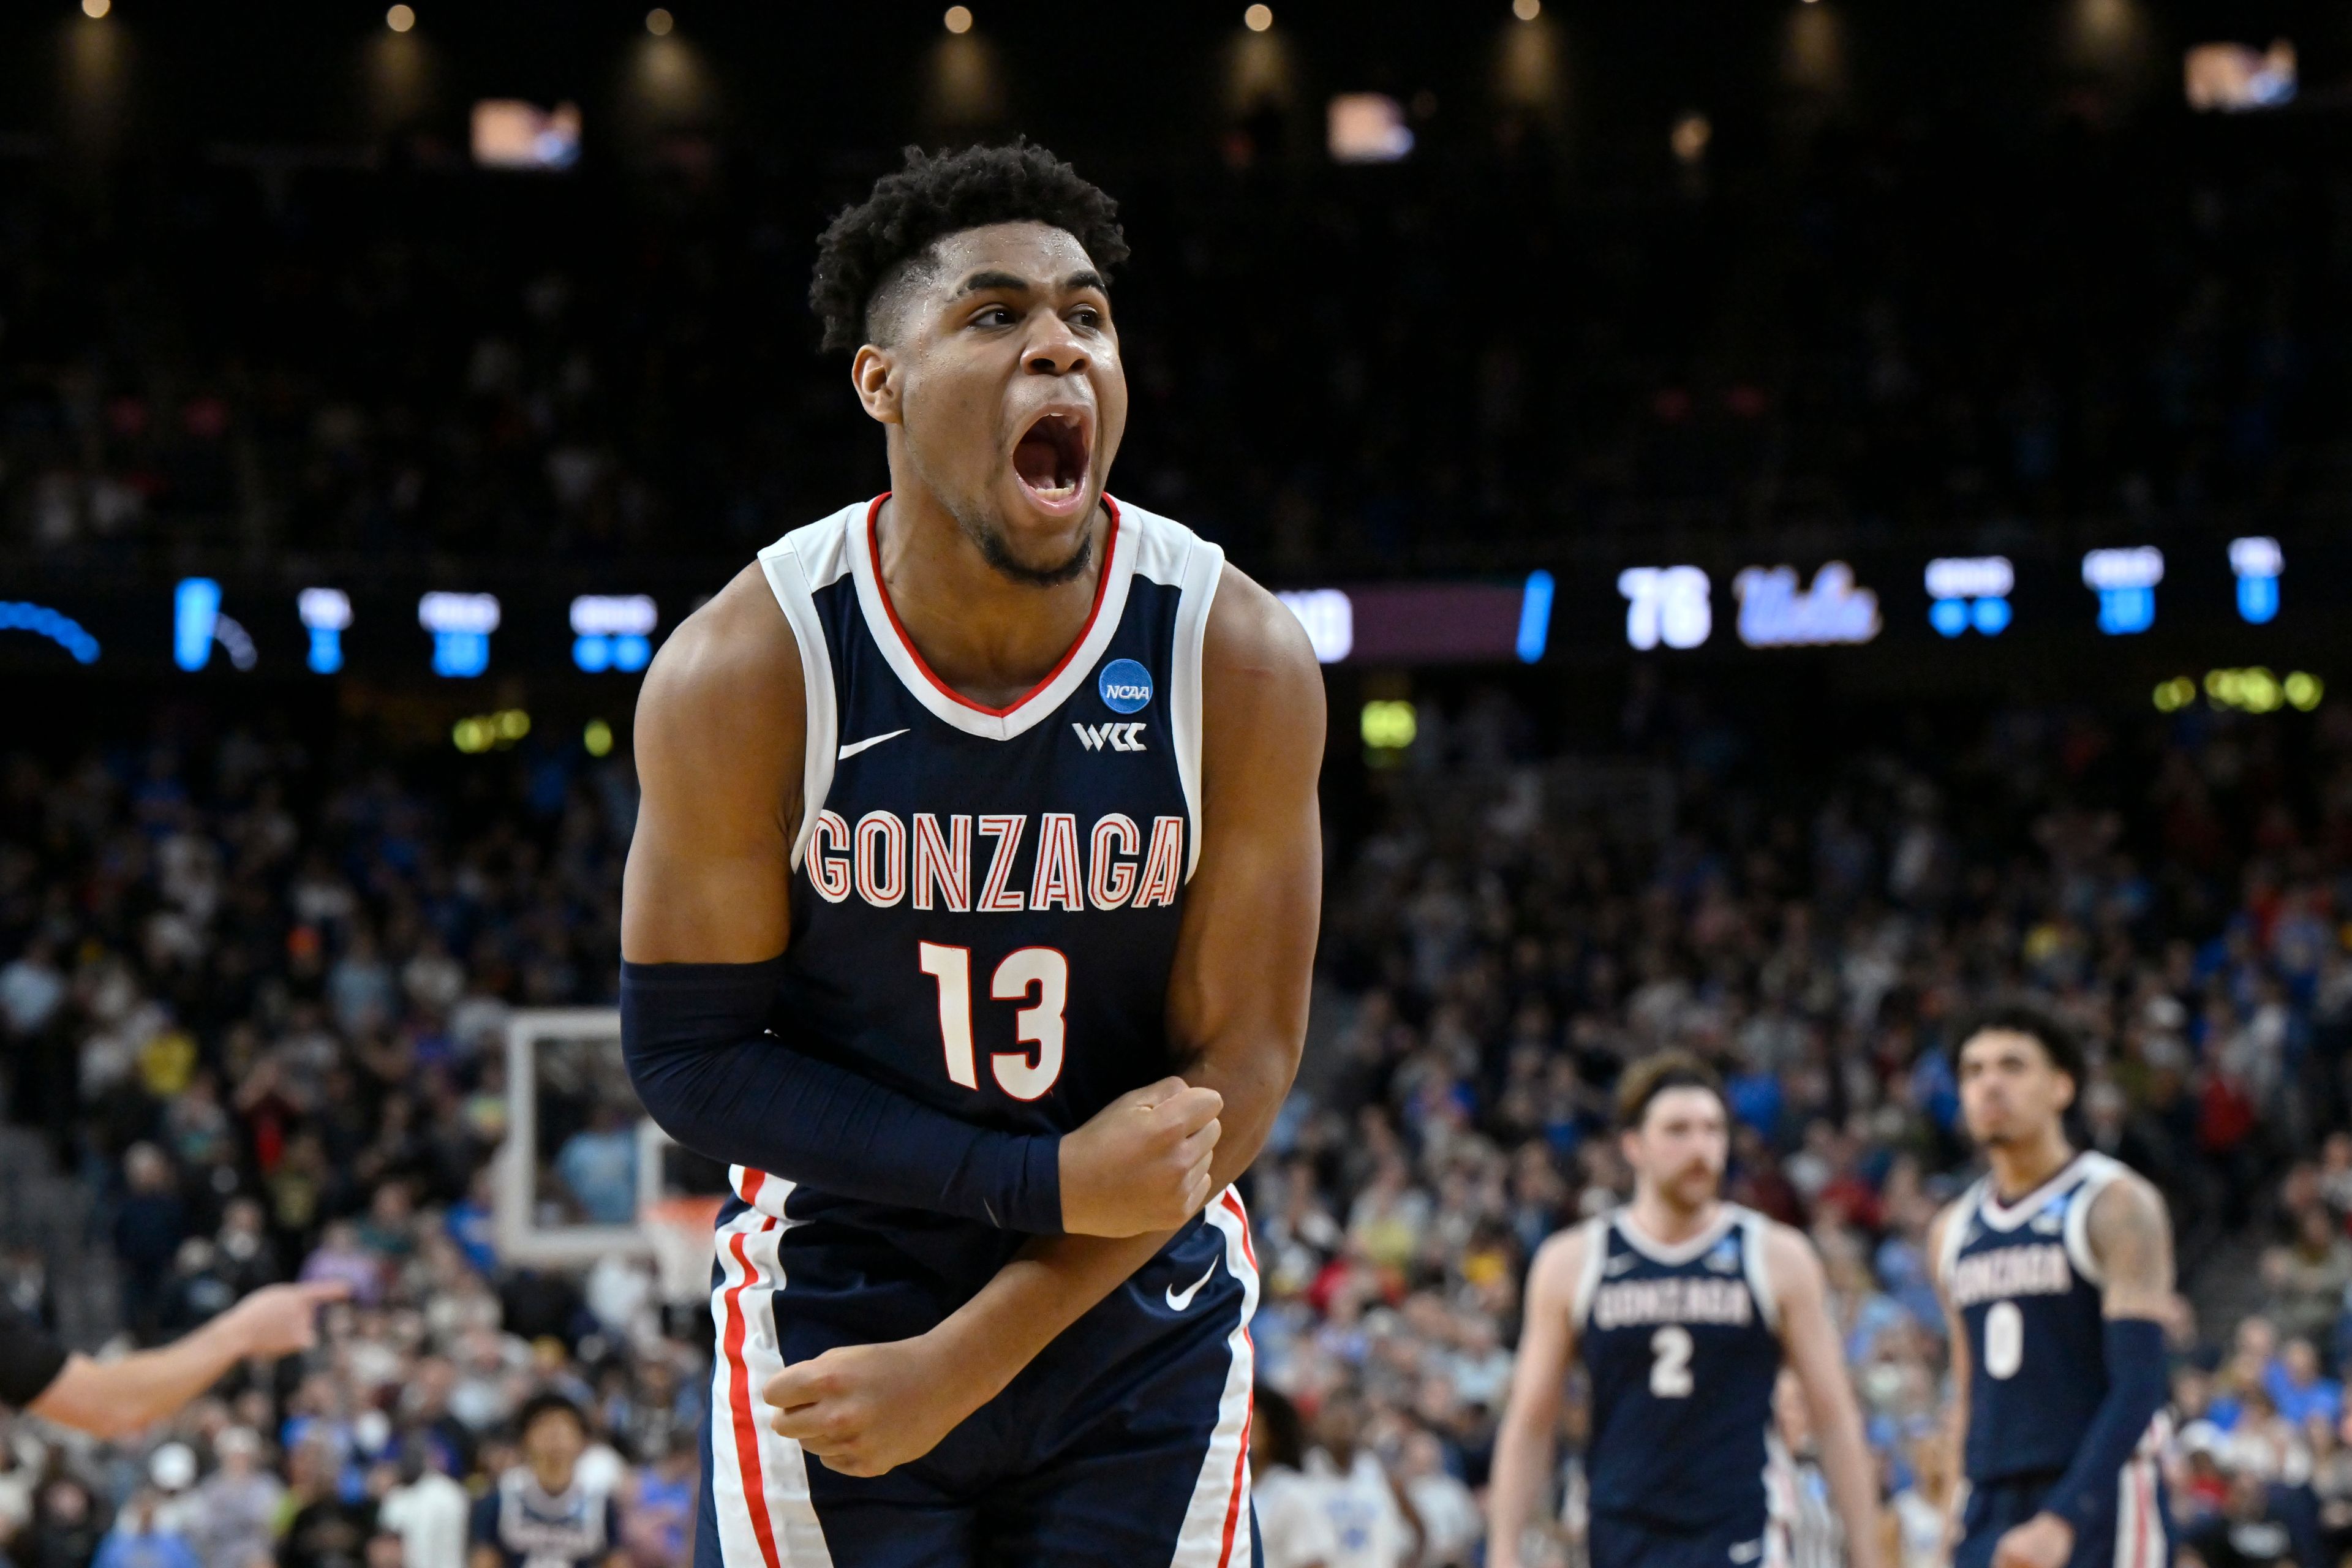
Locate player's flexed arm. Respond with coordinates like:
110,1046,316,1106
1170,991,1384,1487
1988,1177,2174,1568
1486,1226,1591,1568
762,565,1324,1476
1765,1224,1887,1568
620,570,1222,1240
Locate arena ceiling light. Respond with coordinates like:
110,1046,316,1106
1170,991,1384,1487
1328,93,1413,163
385,4,414,32
1245,6,1273,33
645,8,674,36
943,6,973,34
1513,0,1540,19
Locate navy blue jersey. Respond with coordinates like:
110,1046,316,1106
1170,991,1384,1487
1939,1152,2138,1482
741,493,1224,1332
1575,1205,1787,1534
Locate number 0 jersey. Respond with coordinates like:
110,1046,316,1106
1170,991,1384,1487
1939,1151,2149,1482
744,493,1223,1330
1574,1205,1787,1534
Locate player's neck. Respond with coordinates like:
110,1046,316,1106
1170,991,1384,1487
1985,1126,2076,1202
872,488,1112,708
1627,1186,1721,1247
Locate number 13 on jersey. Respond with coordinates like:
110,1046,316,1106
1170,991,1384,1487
919,941,1070,1101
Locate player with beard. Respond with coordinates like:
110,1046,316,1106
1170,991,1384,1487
619,142,1324,1565
1488,1054,1884,1568
1928,1005,2175,1568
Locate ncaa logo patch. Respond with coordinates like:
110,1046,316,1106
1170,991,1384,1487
1098,658,1153,714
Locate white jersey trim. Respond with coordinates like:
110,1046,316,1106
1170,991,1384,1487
2064,1152,2127,1286
1169,1189,1260,1568
1975,1152,2098,1232
1612,1205,1742,1267
847,494,1138,743
707,1188,832,1567
756,507,853,872
1134,500,1226,882
1569,1215,1610,1330
1739,1208,1782,1335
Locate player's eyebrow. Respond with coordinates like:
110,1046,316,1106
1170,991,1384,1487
953,270,1035,298
1062,270,1107,295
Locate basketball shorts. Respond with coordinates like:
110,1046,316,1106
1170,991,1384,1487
694,1183,1261,1568
1954,1461,2169,1568
1588,1506,1779,1568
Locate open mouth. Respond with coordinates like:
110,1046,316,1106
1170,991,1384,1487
1012,410,1091,509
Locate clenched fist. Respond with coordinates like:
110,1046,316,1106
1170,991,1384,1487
1058,1076,1223,1237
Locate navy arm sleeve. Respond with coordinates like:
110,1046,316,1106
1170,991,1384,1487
620,958,1063,1233
2037,1316,2170,1538
0,1303,67,1408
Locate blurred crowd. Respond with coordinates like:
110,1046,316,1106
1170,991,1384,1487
4,674,2352,1568
0,108,2335,575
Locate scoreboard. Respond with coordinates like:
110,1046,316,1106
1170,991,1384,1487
0,530,2335,690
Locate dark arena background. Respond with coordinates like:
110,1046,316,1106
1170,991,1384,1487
0,2,2346,1566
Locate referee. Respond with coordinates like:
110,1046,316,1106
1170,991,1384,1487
0,1280,347,1438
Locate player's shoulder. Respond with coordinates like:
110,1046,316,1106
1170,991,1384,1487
633,511,846,774
1528,1213,1606,1292
1924,1180,1991,1283
640,560,801,726
1738,1207,1828,1294
2080,1155,2167,1232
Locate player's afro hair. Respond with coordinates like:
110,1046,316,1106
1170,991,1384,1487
808,140,1130,355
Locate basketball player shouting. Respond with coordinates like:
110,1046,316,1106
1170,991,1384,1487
1929,1006,2176,1568
619,143,1324,1565
1487,1054,1885,1568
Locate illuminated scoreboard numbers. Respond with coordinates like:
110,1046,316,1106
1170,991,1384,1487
2229,537,2282,625
173,577,255,671
298,587,352,674
1924,556,2014,638
1275,589,1355,664
419,591,501,677
1617,565,1712,650
569,594,658,673
2081,547,2163,635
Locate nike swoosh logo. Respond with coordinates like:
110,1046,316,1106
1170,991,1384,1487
836,729,909,761
1166,1259,1219,1312
1604,1253,1638,1276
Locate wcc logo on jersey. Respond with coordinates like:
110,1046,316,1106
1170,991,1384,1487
1077,658,1154,752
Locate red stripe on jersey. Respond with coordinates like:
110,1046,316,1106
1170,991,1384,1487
722,1224,784,1568
1215,1401,1253,1568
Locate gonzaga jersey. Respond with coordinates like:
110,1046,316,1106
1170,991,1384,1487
1574,1205,1785,1532
744,493,1223,1327
1940,1152,2144,1482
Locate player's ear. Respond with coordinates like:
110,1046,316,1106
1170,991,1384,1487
850,344,902,426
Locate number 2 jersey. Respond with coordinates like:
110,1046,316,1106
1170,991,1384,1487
741,492,1224,1335
1938,1151,2156,1483
1573,1205,1788,1534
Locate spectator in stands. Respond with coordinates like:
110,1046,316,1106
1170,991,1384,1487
2267,1339,2342,1430
114,1145,189,1343
2263,1207,2352,1352
467,1396,621,1568
180,1428,281,1568
90,1490,198,1568
377,1443,469,1568
1253,1387,1340,1568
